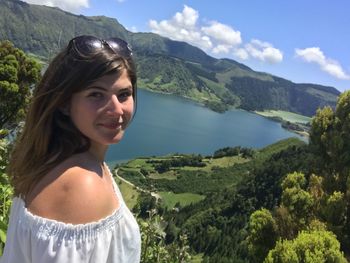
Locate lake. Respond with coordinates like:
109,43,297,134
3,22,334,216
106,89,305,165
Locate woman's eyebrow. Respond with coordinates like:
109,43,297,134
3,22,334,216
85,86,107,91
119,86,133,92
85,85,133,92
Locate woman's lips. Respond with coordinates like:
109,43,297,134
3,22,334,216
99,122,123,129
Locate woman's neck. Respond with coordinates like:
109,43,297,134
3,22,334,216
88,143,108,162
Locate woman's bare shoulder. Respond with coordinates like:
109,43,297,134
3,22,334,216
26,154,118,224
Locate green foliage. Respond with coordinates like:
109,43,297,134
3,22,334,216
247,91,350,262
0,138,13,256
139,211,169,262
307,174,324,212
307,91,350,255
323,191,346,226
137,53,202,97
226,76,338,116
168,140,311,261
138,208,191,262
120,153,248,195
0,180,12,254
281,172,307,190
281,187,313,227
280,172,314,229
309,91,350,192
213,146,255,159
152,155,205,174
248,209,277,262
264,230,347,263
0,40,41,254
158,192,205,209
133,192,157,219
204,100,229,113
273,206,297,240
0,40,41,130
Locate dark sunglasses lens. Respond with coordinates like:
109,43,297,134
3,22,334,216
106,38,132,57
73,36,102,54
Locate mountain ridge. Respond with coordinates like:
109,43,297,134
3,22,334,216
0,0,339,116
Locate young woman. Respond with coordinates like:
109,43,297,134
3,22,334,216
1,36,141,262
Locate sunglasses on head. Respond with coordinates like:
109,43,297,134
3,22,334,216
68,35,133,58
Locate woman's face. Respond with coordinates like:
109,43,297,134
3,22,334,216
69,69,134,150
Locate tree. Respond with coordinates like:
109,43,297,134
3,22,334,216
323,191,346,226
0,40,41,131
0,41,40,255
281,173,314,228
248,208,277,262
264,230,347,263
307,174,324,214
139,210,191,263
308,91,350,253
281,172,306,190
309,91,350,193
0,138,13,255
133,192,157,219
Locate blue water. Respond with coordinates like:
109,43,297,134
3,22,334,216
106,89,304,165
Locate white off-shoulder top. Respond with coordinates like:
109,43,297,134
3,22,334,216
0,168,141,263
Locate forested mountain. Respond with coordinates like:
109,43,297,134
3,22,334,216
0,0,340,116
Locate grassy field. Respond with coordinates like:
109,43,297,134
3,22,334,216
116,139,304,216
158,191,205,209
149,169,178,180
123,158,153,169
129,155,249,181
117,154,251,209
255,110,312,124
115,177,140,209
202,156,248,171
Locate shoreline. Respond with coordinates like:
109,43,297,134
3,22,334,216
254,111,311,138
139,86,311,137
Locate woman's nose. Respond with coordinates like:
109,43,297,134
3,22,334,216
106,95,123,115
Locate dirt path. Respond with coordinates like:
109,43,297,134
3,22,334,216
114,168,161,200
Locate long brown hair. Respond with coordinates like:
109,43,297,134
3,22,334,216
8,37,137,197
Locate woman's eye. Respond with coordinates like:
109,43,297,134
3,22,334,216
118,91,132,101
88,92,103,99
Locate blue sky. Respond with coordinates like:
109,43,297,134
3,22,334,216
24,0,350,92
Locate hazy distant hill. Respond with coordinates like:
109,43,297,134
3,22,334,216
0,0,340,116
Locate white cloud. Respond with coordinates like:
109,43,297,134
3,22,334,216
212,44,231,54
22,0,89,12
295,47,350,80
149,5,282,64
201,21,241,46
233,48,249,60
149,5,213,51
148,6,241,54
243,39,283,64
174,5,198,28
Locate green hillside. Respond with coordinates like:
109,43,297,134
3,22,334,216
115,137,313,261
